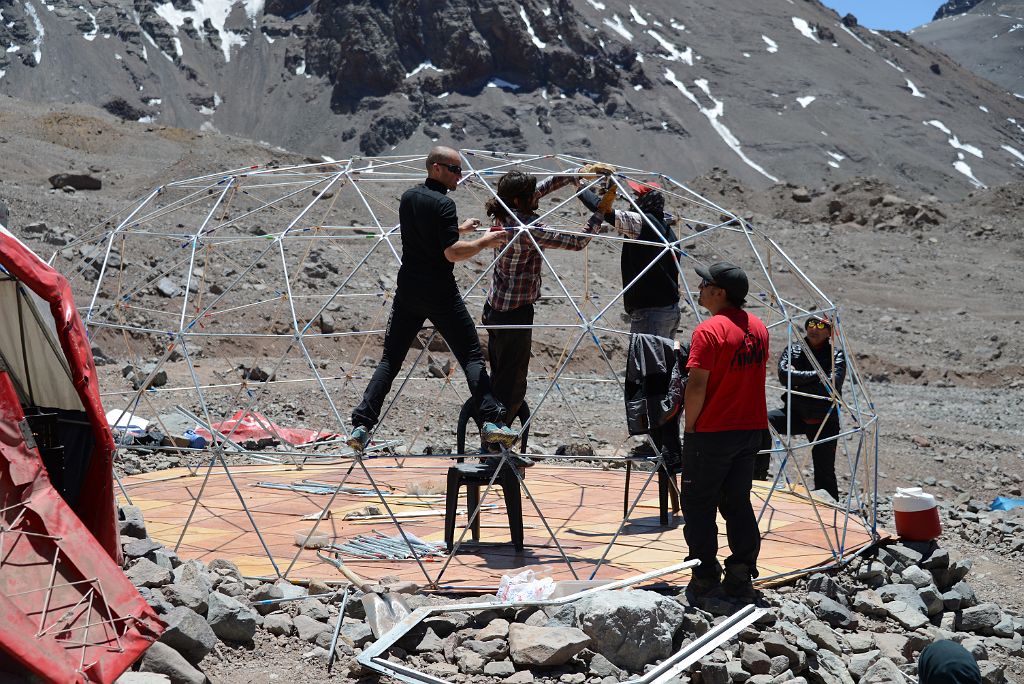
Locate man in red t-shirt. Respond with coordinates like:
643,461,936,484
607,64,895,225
683,261,769,604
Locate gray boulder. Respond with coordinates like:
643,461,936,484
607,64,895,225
807,651,852,684
118,505,148,538
262,612,293,637
207,559,242,581
171,561,213,596
297,597,330,621
992,615,1016,638
741,643,772,675
878,544,922,571
508,623,591,667
49,173,101,191
478,618,510,641
123,538,162,560
702,661,731,684
250,583,284,614
872,634,910,665
484,661,517,676
293,614,331,643
978,661,1006,684
852,590,887,617
762,633,801,669
127,559,173,589
950,581,978,608
847,650,881,681
158,606,218,665
958,603,1003,634
273,578,307,600
878,584,927,615
456,648,486,675
885,601,928,630
162,581,209,616
114,674,171,683
919,585,944,616
806,574,846,602
588,653,623,678
859,658,903,684
463,638,508,661
138,642,205,684
206,592,257,643
920,548,950,570
341,620,374,648
806,592,858,629
571,589,684,671
805,621,844,654
768,655,791,677
777,621,817,652
414,627,445,653
900,565,933,588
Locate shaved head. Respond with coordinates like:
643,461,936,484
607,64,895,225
426,145,459,168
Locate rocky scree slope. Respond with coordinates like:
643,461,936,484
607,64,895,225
0,0,1022,196
912,0,1024,96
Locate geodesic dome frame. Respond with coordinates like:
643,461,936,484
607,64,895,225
52,151,880,586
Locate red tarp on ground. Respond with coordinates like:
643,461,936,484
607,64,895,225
1,229,165,682
196,409,342,446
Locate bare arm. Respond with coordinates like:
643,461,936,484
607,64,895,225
683,367,710,433
444,230,508,262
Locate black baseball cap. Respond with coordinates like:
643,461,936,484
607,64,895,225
695,261,749,304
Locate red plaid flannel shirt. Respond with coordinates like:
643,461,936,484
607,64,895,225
487,175,605,312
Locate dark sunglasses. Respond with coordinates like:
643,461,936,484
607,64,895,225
435,162,463,174
806,320,830,330
698,279,717,289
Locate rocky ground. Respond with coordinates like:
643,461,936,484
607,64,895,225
2,99,1023,683
112,498,1024,684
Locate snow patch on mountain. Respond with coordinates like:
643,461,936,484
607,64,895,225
665,68,779,183
792,17,819,43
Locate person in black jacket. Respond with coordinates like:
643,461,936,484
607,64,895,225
577,177,680,337
758,314,846,499
918,640,981,684
347,146,515,453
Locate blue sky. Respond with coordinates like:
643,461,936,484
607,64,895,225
822,1,940,31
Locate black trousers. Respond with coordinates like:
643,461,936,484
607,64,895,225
481,302,534,424
759,408,840,500
352,291,504,429
682,429,762,581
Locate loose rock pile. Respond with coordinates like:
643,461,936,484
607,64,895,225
945,499,1024,559
117,502,1023,684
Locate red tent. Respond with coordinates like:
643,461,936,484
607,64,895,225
1,226,164,682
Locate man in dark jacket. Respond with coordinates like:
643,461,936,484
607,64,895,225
759,314,846,500
578,179,680,337
347,146,515,453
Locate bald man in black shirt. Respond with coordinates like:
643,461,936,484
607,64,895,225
348,146,516,452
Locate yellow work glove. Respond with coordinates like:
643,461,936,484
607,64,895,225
580,162,617,179
597,185,618,214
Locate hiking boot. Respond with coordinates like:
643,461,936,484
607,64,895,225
481,422,518,447
346,426,370,453
722,566,758,603
685,574,721,602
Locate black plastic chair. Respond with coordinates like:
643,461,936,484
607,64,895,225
443,462,524,552
624,459,679,525
455,399,531,457
445,399,531,552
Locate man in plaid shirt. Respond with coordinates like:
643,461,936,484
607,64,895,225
479,167,616,449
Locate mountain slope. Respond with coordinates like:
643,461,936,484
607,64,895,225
912,0,1024,97
0,0,1021,195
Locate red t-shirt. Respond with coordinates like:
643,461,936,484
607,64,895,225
686,307,769,432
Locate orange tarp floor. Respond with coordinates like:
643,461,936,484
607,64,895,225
119,458,878,589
